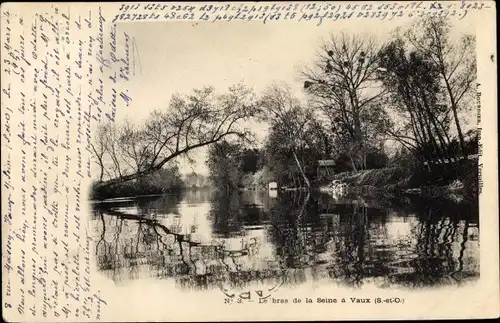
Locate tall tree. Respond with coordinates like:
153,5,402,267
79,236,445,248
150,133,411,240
262,124,306,188
302,32,387,171
258,84,314,188
91,123,113,182
206,140,244,191
378,39,456,167
405,16,476,156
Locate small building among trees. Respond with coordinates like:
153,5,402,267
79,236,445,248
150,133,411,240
268,182,278,191
316,160,337,180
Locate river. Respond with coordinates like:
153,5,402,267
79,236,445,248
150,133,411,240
90,189,479,292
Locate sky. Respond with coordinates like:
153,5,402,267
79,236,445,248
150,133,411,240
114,17,476,175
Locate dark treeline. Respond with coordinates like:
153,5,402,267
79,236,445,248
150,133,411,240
91,16,478,200
205,142,261,191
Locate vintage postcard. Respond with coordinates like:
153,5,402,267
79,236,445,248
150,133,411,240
1,1,498,322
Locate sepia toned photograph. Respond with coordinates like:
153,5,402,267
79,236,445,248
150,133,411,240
89,16,479,295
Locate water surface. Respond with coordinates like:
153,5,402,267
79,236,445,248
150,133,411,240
90,190,479,291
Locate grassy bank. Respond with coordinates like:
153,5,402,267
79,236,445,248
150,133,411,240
91,169,185,200
316,159,478,201
91,180,185,200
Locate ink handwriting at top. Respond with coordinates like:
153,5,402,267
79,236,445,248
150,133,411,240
111,1,492,24
429,2,443,10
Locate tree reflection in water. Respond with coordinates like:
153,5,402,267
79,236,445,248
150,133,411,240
91,190,479,291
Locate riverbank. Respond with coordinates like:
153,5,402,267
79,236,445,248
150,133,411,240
316,159,478,202
91,178,185,200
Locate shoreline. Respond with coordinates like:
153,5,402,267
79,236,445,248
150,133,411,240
316,164,479,203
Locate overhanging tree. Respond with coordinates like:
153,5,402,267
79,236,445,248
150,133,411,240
91,84,257,191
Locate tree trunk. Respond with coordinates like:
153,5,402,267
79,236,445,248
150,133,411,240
293,150,310,189
349,151,358,173
443,74,466,156
296,191,310,224
98,160,104,182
